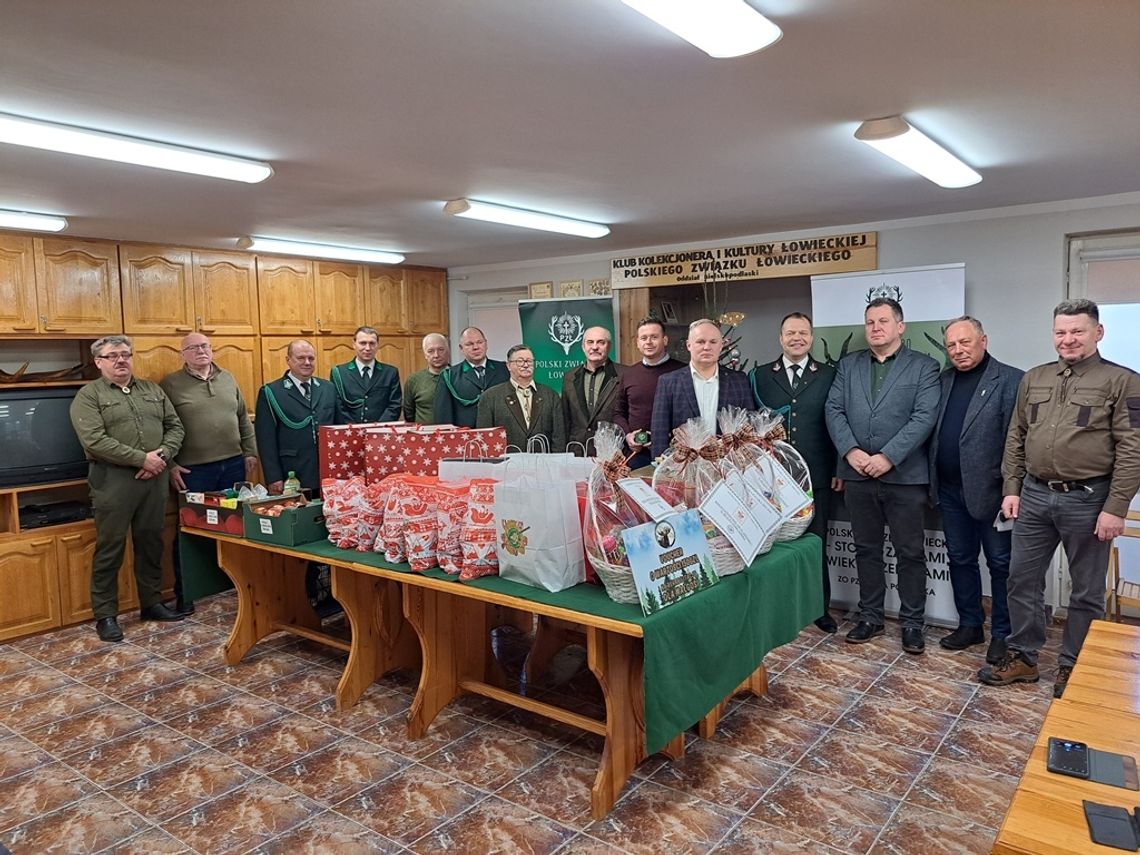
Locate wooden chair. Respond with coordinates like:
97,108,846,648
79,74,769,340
1106,510,1140,622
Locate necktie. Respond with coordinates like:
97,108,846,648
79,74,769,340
519,386,532,426
300,381,311,400
362,365,371,383
789,363,802,390
473,365,485,385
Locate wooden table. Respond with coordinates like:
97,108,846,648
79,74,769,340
185,529,819,818
993,621,1140,854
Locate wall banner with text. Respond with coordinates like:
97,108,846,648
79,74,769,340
611,231,877,288
518,297,616,391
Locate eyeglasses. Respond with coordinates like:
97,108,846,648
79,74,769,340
509,359,534,366
181,343,212,352
96,351,133,361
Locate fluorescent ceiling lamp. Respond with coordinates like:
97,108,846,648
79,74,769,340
0,113,273,183
0,209,67,232
854,115,981,188
443,199,610,238
237,236,404,265
622,0,782,58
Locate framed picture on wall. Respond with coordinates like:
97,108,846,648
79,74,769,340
528,281,554,299
660,301,679,324
559,279,583,297
587,277,612,296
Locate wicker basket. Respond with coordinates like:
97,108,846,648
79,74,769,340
590,553,641,604
708,534,746,576
775,504,814,541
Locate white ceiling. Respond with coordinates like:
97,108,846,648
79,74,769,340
1,0,1138,269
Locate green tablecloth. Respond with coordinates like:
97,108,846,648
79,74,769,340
297,534,822,755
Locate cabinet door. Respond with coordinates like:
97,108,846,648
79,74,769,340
318,339,354,378
365,266,407,334
314,262,365,335
56,525,137,625
120,245,194,334
210,336,262,418
0,534,60,641
260,336,293,389
130,335,184,386
0,234,40,333
193,251,258,335
256,256,316,335
376,336,416,384
405,267,448,334
33,238,123,334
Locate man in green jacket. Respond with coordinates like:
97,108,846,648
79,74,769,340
70,335,186,642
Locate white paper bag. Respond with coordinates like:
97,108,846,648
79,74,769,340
493,476,585,592
437,457,509,482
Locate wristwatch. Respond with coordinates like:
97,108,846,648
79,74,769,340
156,449,169,463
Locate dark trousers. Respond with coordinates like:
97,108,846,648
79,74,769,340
844,479,929,628
1006,475,1112,668
938,483,1012,637
174,455,247,602
89,462,168,618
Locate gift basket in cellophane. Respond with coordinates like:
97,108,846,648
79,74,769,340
716,406,782,557
651,418,746,577
749,409,815,540
582,424,653,604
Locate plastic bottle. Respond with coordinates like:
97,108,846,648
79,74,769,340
282,471,301,496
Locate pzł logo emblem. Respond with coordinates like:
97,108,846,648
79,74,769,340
548,312,584,355
865,284,903,305
500,519,529,556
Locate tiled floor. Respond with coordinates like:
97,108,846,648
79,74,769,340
0,593,1067,854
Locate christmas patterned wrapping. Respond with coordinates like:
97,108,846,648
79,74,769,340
363,424,424,483
379,473,411,562
319,422,411,480
459,478,499,580
321,476,387,551
436,481,471,575
399,427,508,477
399,475,442,572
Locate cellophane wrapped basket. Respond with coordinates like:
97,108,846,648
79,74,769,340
582,424,648,603
717,407,783,557
749,409,815,540
651,418,745,576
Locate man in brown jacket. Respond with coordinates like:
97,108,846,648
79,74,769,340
561,326,623,455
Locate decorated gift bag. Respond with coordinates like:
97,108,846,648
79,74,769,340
400,475,442,571
320,422,409,480
321,475,387,551
437,438,510,483
364,425,422,484
435,480,471,574
493,476,585,592
377,473,411,562
749,409,815,540
458,478,499,580
402,426,508,477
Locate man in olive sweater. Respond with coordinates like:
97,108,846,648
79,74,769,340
160,332,258,612
403,333,450,423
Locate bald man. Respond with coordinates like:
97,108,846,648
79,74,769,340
561,326,624,455
404,333,451,423
433,326,509,427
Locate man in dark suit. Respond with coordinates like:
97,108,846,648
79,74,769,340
255,339,338,494
825,298,940,653
651,319,754,458
330,326,402,423
434,326,509,427
562,326,624,455
930,316,1023,664
477,344,566,452
750,312,840,633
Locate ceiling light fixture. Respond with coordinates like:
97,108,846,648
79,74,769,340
854,115,981,188
0,209,68,232
443,199,610,238
621,0,782,58
236,236,405,265
0,113,273,183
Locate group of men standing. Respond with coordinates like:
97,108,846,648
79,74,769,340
71,298,1139,703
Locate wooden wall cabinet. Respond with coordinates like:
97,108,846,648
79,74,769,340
122,246,258,336
56,526,138,626
0,234,40,333
33,238,123,335
257,256,316,336
0,533,60,640
365,266,448,336
314,262,365,335
132,335,261,418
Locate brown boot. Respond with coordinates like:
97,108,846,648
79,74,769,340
977,650,1039,686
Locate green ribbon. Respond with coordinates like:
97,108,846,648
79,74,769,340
441,363,483,408
262,383,318,444
330,364,365,420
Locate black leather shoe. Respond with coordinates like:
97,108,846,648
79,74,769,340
174,598,195,616
986,636,1008,665
95,617,123,642
845,621,885,644
814,613,838,634
902,627,926,654
939,625,985,651
140,603,186,622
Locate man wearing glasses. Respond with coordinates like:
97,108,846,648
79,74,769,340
70,335,186,642
477,344,566,452
160,332,258,613
434,327,509,428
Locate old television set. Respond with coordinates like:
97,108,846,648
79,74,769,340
0,386,88,487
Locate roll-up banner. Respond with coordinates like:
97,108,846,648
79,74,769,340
811,264,966,626
518,298,617,391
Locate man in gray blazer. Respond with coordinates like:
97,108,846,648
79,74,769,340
825,298,940,653
929,317,1023,664
477,344,566,453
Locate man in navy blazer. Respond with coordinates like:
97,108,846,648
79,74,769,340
929,317,1023,664
651,319,754,458
825,298,940,653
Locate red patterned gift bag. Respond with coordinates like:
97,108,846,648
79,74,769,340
319,422,409,480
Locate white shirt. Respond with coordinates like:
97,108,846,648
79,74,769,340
355,358,376,376
782,355,809,387
643,354,671,367
690,364,719,435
